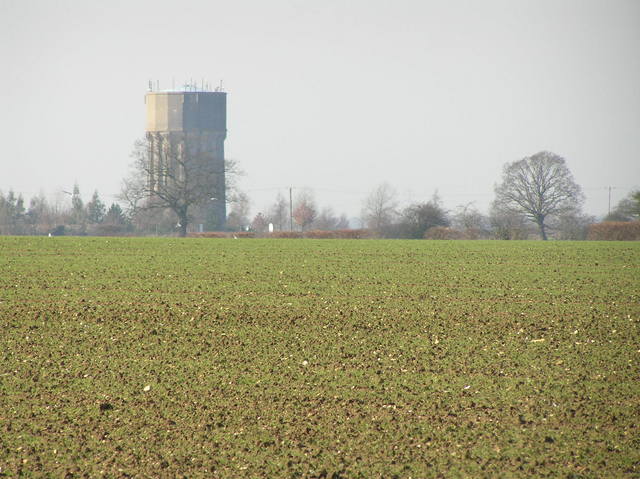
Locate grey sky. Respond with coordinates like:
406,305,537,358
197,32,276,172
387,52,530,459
1,0,638,219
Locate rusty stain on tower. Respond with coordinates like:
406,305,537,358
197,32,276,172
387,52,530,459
145,84,227,230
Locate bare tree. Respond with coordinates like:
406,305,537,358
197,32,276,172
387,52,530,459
452,203,487,231
489,201,534,240
362,183,398,237
221,158,244,204
335,214,350,229
226,191,251,232
293,190,316,232
123,137,235,236
549,210,595,240
268,192,289,231
494,151,584,240
314,206,339,230
119,169,146,226
250,212,269,233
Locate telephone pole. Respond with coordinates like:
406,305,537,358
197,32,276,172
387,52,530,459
289,187,293,232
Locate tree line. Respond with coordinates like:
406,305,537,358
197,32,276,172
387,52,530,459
360,151,602,240
116,138,639,239
0,184,127,236
1,150,638,239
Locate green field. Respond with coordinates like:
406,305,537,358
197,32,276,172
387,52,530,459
1,237,638,477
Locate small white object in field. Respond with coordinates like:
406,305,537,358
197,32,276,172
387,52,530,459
143,385,151,392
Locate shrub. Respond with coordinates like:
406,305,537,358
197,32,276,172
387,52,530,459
587,222,640,241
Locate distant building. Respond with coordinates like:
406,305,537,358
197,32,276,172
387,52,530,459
145,84,227,230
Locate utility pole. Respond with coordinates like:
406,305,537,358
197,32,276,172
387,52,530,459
608,186,612,216
289,187,293,232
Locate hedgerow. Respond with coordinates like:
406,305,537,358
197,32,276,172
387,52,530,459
587,221,640,240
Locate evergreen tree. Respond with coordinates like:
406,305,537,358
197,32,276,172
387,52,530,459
606,190,640,222
26,194,50,233
0,191,26,234
86,190,106,224
71,183,85,224
104,203,126,225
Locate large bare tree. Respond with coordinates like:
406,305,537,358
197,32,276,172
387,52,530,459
494,151,584,240
123,138,238,236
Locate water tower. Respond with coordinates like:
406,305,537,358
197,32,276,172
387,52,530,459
145,83,227,230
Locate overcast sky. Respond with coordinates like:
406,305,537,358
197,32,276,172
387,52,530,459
1,0,638,219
